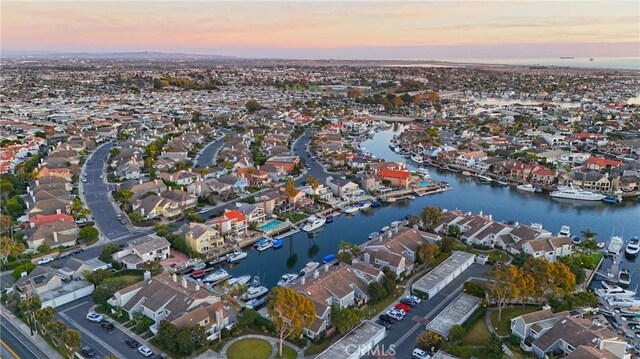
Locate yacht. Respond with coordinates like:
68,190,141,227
607,297,640,308
277,273,299,286
557,225,571,237
299,262,320,277
494,178,509,187
618,269,632,287
204,268,230,283
595,285,636,299
302,216,327,232
244,297,266,310
410,155,423,163
517,184,537,193
226,249,248,263
550,185,606,201
380,225,390,233
242,286,269,300
358,201,372,211
608,236,624,256
254,238,274,251
461,171,472,176
342,205,359,214
368,232,380,240
625,237,640,258
475,174,493,184
228,275,251,286
602,195,622,204
415,168,430,178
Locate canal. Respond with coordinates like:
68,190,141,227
226,125,640,289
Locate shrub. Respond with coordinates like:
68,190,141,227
12,263,36,280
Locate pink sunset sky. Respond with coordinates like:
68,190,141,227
1,1,639,59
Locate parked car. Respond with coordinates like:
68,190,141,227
375,319,392,329
395,303,411,312
138,346,153,357
37,256,54,265
85,312,104,323
412,348,431,359
99,175,104,179
400,298,416,307
389,307,406,316
100,321,115,332
407,295,422,304
198,207,210,214
379,314,395,323
80,346,97,358
386,310,403,321
125,338,140,348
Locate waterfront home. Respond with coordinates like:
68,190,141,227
377,168,411,189
325,176,365,199
585,157,623,172
24,219,79,250
171,301,232,341
177,222,224,255
561,170,611,192
207,209,247,237
530,166,556,185
299,184,334,202
454,150,488,169
111,234,171,269
107,272,222,334
511,161,537,182
235,203,267,223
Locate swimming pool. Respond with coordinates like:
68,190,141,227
259,219,285,232
419,181,432,187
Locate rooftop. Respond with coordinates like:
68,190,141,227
315,320,386,359
412,251,475,293
426,293,482,337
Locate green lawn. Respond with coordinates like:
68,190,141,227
227,338,273,359
466,248,511,263
279,345,298,359
306,339,333,356
491,306,540,336
362,288,404,319
464,318,491,345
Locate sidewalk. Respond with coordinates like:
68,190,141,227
0,304,64,359
89,304,163,354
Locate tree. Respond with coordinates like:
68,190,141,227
417,331,441,350
267,287,316,357
284,177,298,199
420,207,442,230
331,305,363,334
448,325,466,343
78,226,99,244
113,189,134,206
417,242,439,267
13,262,36,280
62,329,82,354
486,265,521,321
245,99,261,113
581,229,597,241
99,243,120,263
306,175,319,190
156,320,179,352
0,214,14,234
142,260,163,276
447,224,461,238
479,334,504,358
176,325,207,355
1,236,25,263
347,87,364,98
368,282,388,303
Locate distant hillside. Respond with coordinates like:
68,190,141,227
1,50,237,60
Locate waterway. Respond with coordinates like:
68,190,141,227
226,125,639,289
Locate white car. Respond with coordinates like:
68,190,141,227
138,346,153,357
99,175,104,179
82,178,87,183
198,208,210,214
408,295,422,304
390,307,406,316
412,348,431,359
385,310,403,321
37,256,54,265
86,312,104,323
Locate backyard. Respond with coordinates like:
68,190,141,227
463,318,492,345
490,306,541,336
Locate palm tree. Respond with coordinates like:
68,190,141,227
581,229,597,240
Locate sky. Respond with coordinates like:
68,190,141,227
1,1,639,59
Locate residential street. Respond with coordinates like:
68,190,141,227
194,130,229,168
0,313,50,359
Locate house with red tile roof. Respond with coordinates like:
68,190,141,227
531,166,556,185
377,168,411,188
207,209,247,236
585,157,623,172
28,213,75,228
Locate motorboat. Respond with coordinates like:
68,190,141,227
557,225,571,237
371,200,381,207
244,297,266,310
226,249,248,263
342,205,359,214
626,237,640,258
242,286,269,300
517,184,537,193
475,174,493,184
571,236,582,245
193,262,206,271
618,269,631,287
380,225,390,233
191,270,205,278
391,220,402,228
608,236,624,256
325,215,334,223
595,285,636,299
407,195,415,200
410,155,423,163
302,216,327,232
358,201,372,211
494,178,509,187
368,232,380,240
204,268,230,283
461,171,472,176
550,185,606,201
386,197,397,203
322,254,336,263
597,242,606,250
254,238,274,251
300,262,320,277
272,239,283,249
277,273,299,286
415,168,430,178
606,297,640,308
602,195,622,204
249,276,261,287
228,275,251,286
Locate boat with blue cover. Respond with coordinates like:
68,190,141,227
322,254,336,263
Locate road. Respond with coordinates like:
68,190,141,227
0,313,50,359
292,130,330,186
194,132,228,168
364,263,490,358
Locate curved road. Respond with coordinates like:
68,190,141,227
194,131,228,168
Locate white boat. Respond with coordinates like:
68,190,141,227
386,197,397,203
557,225,571,237
606,297,640,308
410,155,423,163
550,185,606,201
342,205,359,214
299,262,320,277
368,232,380,240
619,269,631,287
608,236,624,256
302,216,327,232
595,285,636,299
415,168,430,178
226,249,248,263
380,226,390,233
475,174,493,184
254,238,274,251
407,195,416,200
244,297,266,310
626,237,640,258
517,184,537,193
228,275,251,286
277,273,299,286
358,201,372,211
461,171,472,176
242,286,268,300
204,268,230,283
391,221,402,228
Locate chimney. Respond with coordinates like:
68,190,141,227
172,273,178,282
324,264,329,272
364,252,370,265
35,180,40,187
301,276,306,285
181,277,188,288
53,231,59,243
313,270,319,279
479,211,483,217
56,208,61,215
143,271,151,280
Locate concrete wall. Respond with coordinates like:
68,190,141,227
42,284,94,308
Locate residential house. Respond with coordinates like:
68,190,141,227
24,219,79,250
111,234,171,269
454,151,488,169
377,168,411,189
325,176,365,199
531,166,556,185
264,156,300,173
171,302,232,341
207,210,247,236
177,223,224,255
519,236,572,262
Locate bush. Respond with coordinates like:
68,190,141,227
37,245,51,253
412,288,429,300
12,263,36,280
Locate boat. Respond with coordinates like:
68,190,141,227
254,238,274,251
228,275,251,286
371,200,381,207
244,297,266,310
322,254,336,263
242,286,269,300
626,237,640,258
342,205,359,214
380,226,390,233
461,171,472,176
603,195,622,204
277,273,299,287
608,236,624,256
597,242,606,250
411,155,423,163
191,270,205,278
325,215,334,223
415,168,430,178
193,262,206,271
494,178,509,187
557,225,571,237
550,185,606,201
272,239,283,249
249,276,261,287
358,201,372,211
595,285,636,299
407,195,415,200
302,216,327,232
607,297,640,308
391,220,402,228
299,262,320,277
368,232,380,240
386,197,397,203
204,268,230,283
571,236,582,245
517,184,537,193
226,249,248,263
476,174,493,184
618,269,631,287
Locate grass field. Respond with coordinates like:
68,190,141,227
491,306,540,336
280,345,298,359
227,338,273,359
464,318,492,345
